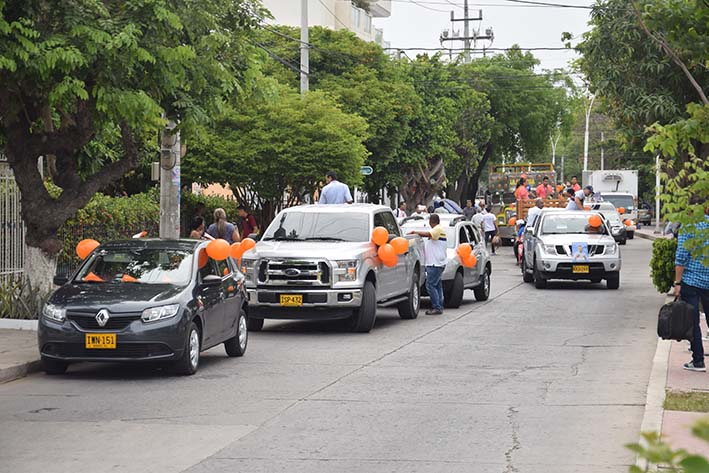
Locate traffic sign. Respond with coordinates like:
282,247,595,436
360,166,373,176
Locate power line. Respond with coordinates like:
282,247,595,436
385,46,575,51
392,0,592,7
317,0,351,29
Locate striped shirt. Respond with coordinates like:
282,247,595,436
675,216,709,290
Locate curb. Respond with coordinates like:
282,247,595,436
0,359,41,384
0,319,38,331
635,231,659,242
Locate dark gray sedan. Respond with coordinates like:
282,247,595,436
38,239,249,375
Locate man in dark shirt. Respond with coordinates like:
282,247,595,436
238,206,259,238
463,199,477,220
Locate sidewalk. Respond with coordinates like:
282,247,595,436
0,329,41,383
635,225,670,242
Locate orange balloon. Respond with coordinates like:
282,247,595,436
457,243,472,259
230,242,243,259
241,237,256,253
121,274,138,283
508,217,517,226
372,226,389,246
198,249,209,269
588,214,602,228
76,239,100,260
206,239,230,261
83,271,104,282
390,237,409,255
624,219,633,227
618,207,625,215
377,243,397,267
463,253,477,268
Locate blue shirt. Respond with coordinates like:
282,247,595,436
318,180,353,205
675,216,709,289
206,222,237,244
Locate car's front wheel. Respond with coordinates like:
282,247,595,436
444,271,464,309
473,269,490,301
42,356,68,375
607,273,620,290
522,257,534,283
349,281,377,333
175,321,201,375
224,309,248,357
627,231,635,240
533,258,547,289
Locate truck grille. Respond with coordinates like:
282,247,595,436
556,245,605,256
258,260,330,286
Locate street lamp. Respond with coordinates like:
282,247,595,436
583,94,595,172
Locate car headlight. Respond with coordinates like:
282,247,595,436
240,258,257,280
541,244,557,255
334,260,358,282
611,227,622,235
43,303,66,322
604,244,618,255
141,304,180,323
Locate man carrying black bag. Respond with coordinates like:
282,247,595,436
673,199,709,372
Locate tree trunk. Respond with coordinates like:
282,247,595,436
23,244,57,294
467,142,494,202
400,157,446,210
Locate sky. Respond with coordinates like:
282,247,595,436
375,0,594,72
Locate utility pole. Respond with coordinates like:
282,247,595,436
440,1,493,63
159,121,180,239
300,0,309,94
600,131,605,170
583,94,595,172
560,155,565,184
550,129,561,167
654,154,661,234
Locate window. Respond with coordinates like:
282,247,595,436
263,211,370,242
373,212,400,237
364,14,372,33
76,248,194,286
465,225,480,244
199,259,218,281
459,227,469,244
214,259,230,277
351,5,360,28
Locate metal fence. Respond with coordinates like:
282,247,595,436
0,157,25,285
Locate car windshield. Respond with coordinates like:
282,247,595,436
262,211,370,242
540,214,608,235
75,248,194,285
603,195,635,211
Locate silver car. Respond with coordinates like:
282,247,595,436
400,214,491,308
522,209,621,289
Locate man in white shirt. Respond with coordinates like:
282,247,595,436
526,198,544,229
394,202,408,219
408,214,447,315
567,185,593,211
481,208,499,255
318,171,353,205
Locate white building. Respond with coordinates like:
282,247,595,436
261,0,391,47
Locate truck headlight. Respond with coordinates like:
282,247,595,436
541,244,557,255
141,304,180,323
43,303,66,322
604,244,618,255
334,260,358,282
240,258,257,281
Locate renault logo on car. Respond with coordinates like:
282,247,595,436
95,309,110,327
284,268,301,277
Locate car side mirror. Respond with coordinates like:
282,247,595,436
53,275,68,286
201,274,222,287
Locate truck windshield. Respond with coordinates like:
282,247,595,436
602,195,635,211
75,248,193,285
262,212,370,242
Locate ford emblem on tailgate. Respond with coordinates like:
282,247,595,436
284,268,302,277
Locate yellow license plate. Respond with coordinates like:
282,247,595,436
280,295,303,306
85,333,116,349
572,265,590,274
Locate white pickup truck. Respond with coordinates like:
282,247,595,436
240,204,425,333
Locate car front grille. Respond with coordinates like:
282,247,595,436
66,311,141,331
556,245,605,256
42,342,173,359
258,260,331,286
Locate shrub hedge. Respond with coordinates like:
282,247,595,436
650,238,677,294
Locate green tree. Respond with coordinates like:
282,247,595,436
183,87,368,221
0,0,263,288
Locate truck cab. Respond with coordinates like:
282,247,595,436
240,204,425,333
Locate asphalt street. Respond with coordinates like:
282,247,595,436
0,238,665,473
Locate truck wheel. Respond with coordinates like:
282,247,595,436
398,271,420,319
247,317,264,332
473,269,490,301
627,231,635,240
619,239,626,245
607,273,620,290
349,281,377,333
42,356,68,375
224,310,248,357
444,272,464,309
522,258,534,283
533,260,547,289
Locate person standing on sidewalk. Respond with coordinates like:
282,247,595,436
238,205,259,239
673,199,709,372
408,214,447,315
318,171,353,205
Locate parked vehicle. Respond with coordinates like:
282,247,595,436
39,239,249,375
585,202,628,245
401,214,492,308
522,209,621,289
582,170,639,237
638,201,653,226
241,204,425,333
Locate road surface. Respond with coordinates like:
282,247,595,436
0,238,664,472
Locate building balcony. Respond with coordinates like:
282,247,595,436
369,0,391,18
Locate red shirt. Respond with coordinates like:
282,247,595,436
515,186,529,201
241,214,258,237
572,183,581,192
536,184,553,199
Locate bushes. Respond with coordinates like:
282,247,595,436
650,238,677,294
0,277,49,319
